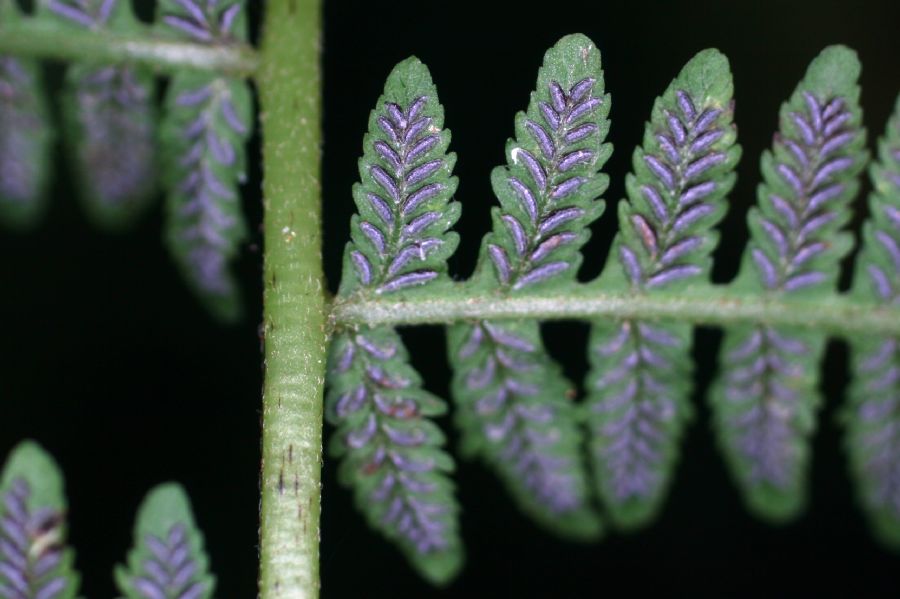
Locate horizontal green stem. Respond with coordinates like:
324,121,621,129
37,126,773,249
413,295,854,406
0,22,257,75
330,284,900,336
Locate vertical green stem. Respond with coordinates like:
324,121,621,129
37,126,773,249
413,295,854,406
258,1,324,597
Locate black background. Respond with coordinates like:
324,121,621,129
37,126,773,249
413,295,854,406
2,0,900,596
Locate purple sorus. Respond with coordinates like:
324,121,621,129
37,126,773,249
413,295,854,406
326,328,462,583
712,46,867,521
44,0,117,28
338,58,459,297
0,479,70,599
162,73,252,321
587,49,738,528
159,0,245,43
0,56,52,228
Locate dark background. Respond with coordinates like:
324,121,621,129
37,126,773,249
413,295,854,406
2,0,899,596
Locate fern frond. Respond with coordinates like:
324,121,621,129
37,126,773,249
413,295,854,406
158,0,251,321
447,34,610,539
0,441,80,599
711,46,867,521
338,57,459,296
602,49,739,291
115,483,215,599
326,329,462,584
844,92,900,549
0,4,53,229
474,34,611,290
161,71,252,321
41,0,158,230
585,49,739,529
328,58,462,583
447,320,600,538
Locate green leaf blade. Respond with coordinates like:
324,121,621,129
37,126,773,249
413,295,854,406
585,319,694,529
711,45,868,522
326,328,463,585
338,57,460,298
0,53,54,230
601,48,740,291
35,2,161,231
448,319,602,539
474,33,611,292
736,44,867,295
844,92,900,549
115,483,215,599
586,49,739,529
329,57,464,583
446,34,610,539
0,441,80,599
61,62,159,231
161,72,253,322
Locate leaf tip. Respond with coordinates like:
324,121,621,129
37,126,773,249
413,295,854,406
134,482,198,535
410,546,465,587
1,439,66,507
803,44,862,99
